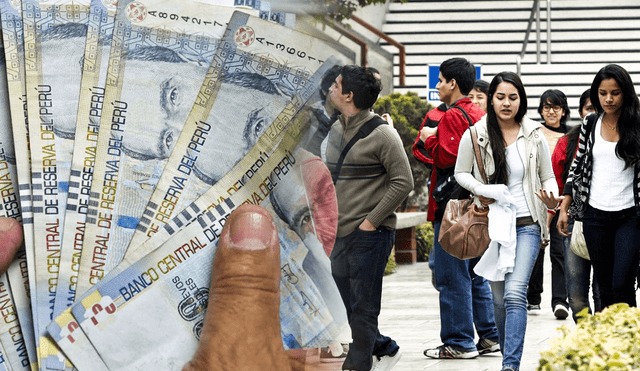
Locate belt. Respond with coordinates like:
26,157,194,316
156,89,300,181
516,216,535,227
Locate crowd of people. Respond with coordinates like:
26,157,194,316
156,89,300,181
1,60,639,371
414,58,640,371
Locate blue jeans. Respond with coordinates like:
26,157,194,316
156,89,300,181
563,221,601,322
432,221,499,351
489,224,541,371
582,204,640,308
331,227,399,371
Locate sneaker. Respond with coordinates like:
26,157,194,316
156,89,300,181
502,367,517,371
476,338,500,355
527,304,541,315
319,344,347,363
553,304,569,320
371,349,402,371
423,345,479,359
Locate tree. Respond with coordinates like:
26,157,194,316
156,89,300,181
373,91,433,211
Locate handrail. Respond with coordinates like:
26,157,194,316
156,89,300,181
323,20,369,67
516,0,540,76
350,15,406,87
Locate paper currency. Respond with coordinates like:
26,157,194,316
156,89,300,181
130,10,347,251
75,0,238,297
0,4,39,368
52,0,117,320
22,0,91,368
0,82,33,371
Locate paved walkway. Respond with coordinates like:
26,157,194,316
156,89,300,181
377,259,570,371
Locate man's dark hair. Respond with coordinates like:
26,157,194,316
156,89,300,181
320,64,342,103
339,65,381,110
439,58,476,96
537,89,570,123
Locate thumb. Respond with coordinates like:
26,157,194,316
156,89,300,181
0,218,23,275
185,204,292,371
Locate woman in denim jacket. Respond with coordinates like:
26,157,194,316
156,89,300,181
454,72,559,371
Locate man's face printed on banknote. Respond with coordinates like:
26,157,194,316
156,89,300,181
40,23,88,140
192,71,291,185
118,51,208,161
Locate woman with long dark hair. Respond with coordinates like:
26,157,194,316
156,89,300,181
558,64,640,308
455,72,559,371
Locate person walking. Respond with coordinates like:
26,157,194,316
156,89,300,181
552,89,601,322
558,64,640,309
324,65,413,371
526,89,571,319
454,71,560,371
415,58,500,360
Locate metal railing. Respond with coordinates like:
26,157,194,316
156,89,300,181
516,0,551,75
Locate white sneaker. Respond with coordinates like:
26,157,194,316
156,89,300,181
371,349,402,371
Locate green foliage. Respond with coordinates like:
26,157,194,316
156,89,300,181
373,91,434,210
415,222,434,263
538,303,640,370
384,252,397,276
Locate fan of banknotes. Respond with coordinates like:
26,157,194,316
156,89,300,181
0,0,352,369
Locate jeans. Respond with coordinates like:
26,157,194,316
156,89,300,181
582,204,640,308
527,214,568,309
432,221,499,351
490,224,541,371
331,227,399,371
563,221,601,322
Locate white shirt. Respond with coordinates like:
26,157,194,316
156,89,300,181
589,118,634,211
506,141,531,217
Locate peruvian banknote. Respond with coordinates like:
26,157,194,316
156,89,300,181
0,58,34,370
0,3,38,368
74,0,245,298
22,0,91,368
52,68,349,367
129,10,349,252
52,0,117,321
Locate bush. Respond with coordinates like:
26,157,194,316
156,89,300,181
384,252,397,276
373,92,433,211
538,303,640,370
415,222,434,262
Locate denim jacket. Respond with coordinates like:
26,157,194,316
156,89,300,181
455,116,558,240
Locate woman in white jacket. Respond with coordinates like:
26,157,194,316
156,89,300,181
454,72,560,371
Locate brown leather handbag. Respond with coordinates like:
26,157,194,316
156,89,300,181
438,126,491,260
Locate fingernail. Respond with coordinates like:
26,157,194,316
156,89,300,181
228,211,274,250
0,218,16,233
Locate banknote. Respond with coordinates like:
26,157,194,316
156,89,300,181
52,0,117,321
0,75,34,371
129,10,349,252
22,0,91,368
0,4,39,368
74,0,241,298
49,59,349,368
63,119,347,370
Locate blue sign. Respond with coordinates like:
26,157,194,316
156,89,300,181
427,65,482,102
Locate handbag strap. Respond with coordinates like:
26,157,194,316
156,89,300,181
470,126,488,184
331,115,388,184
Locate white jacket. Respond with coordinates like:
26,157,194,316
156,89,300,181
454,116,558,241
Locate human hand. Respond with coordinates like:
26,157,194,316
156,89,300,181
419,126,437,141
358,218,377,231
0,217,23,275
535,189,563,210
182,204,304,371
556,196,572,237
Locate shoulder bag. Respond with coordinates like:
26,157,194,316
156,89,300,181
438,126,491,260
